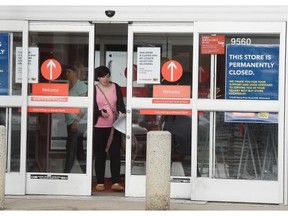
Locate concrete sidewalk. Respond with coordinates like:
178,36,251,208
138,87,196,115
2,194,288,211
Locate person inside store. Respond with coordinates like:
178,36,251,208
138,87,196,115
93,65,126,192
63,63,87,173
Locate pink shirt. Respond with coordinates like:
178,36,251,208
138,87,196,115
95,83,117,128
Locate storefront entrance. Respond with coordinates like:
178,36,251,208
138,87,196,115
2,21,94,195
1,20,286,203
125,22,285,203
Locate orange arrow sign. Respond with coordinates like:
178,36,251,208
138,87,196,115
161,60,183,82
41,59,62,81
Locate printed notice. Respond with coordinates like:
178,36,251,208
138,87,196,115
16,47,39,83
224,112,278,123
137,47,160,84
201,35,225,54
225,45,279,100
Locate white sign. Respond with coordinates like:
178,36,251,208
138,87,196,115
15,47,39,83
137,47,160,84
105,51,139,87
50,113,67,150
95,50,100,68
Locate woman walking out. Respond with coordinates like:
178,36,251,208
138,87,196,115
93,66,126,192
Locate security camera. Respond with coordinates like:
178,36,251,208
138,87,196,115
105,10,116,18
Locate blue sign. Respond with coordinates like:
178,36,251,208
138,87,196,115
0,33,9,95
225,44,279,100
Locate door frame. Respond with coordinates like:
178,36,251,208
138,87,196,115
25,22,95,195
125,21,286,204
0,20,29,195
125,22,195,198
191,21,286,203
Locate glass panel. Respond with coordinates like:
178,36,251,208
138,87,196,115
0,32,22,96
197,111,278,181
198,34,280,100
28,32,89,95
0,107,21,172
27,109,87,174
197,111,210,177
130,109,150,175
132,33,193,98
131,109,195,177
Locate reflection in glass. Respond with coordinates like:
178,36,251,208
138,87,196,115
132,33,193,98
197,111,278,181
131,109,195,177
197,111,210,177
27,110,87,173
0,108,21,172
28,32,89,95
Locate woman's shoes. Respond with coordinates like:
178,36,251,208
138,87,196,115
95,184,105,191
95,183,124,192
111,183,124,191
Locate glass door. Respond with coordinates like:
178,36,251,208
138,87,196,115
192,22,285,203
125,23,194,198
25,22,94,195
0,20,28,195
126,21,285,204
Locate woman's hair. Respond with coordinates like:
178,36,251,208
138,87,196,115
65,64,76,72
64,62,86,79
74,62,86,80
95,66,111,80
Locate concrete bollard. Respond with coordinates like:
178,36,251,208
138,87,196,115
146,131,171,210
0,125,6,210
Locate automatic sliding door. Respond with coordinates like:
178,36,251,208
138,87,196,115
26,23,94,195
192,22,285,204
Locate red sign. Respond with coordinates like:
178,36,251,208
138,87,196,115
19,107,80,113
161,60,183,82
30,97,68,102
152,99,190,104
153,85,191,98
140,109,192,116
201,35,225,54
27,107,80,113
41,59,62,81
32,83,69,96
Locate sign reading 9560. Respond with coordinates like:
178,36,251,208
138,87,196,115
230,38,252,45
